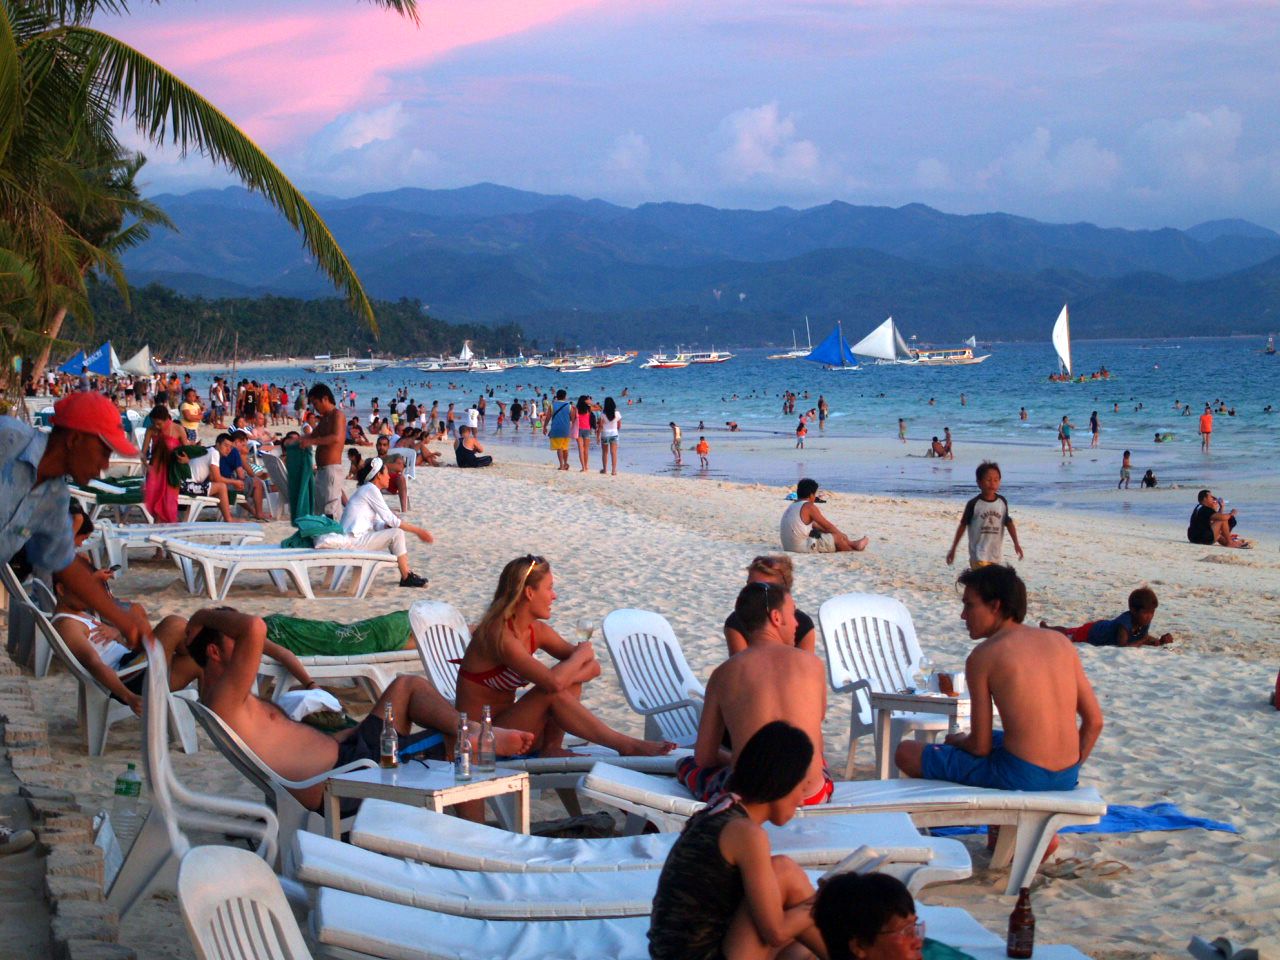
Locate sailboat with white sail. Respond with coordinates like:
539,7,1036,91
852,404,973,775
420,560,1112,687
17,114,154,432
1051,304,1072,378
768,317,814,360
803,321,859,371
850,317,916,365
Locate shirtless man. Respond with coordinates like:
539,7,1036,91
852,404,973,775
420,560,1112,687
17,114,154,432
290,383,346,518
676,581,832,805
191,607,535,812
896,565,1103,794
779,477,869,553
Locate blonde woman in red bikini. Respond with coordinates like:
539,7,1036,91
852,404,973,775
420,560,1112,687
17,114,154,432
455,555,675,758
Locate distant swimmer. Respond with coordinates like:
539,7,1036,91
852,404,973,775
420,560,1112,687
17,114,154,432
1019,407,1028,421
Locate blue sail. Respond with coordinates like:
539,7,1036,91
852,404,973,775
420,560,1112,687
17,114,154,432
803,322,859,368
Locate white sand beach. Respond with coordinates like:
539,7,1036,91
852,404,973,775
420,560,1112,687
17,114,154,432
16,441,1280,958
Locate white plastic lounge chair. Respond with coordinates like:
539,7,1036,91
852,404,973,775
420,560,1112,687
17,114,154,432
156,536,398,601
96,519,265,573
408,600,686,817
178,846,312,960
295,829,944,918
308,890,1092,960
260,649,422,703
346,799,968,891
69,482,219,524
1,562,51,678
578,762,1106,896
819,592,950,778
184,698,374,874
19,580,198,755
108,639,278,919
258,451,292,520
600,608,705,747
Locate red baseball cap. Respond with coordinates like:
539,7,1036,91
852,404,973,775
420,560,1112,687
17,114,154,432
50,392,139,456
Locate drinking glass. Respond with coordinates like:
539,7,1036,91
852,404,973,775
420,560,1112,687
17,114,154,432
575,618,597,642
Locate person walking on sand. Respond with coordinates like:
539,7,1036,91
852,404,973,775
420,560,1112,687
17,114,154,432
544,390,573,470
1058,415,1074,457
898,417,907,443
696,436,710,468
946,461,1024,569
1118,449,1132,490
780,478,869,553
1199,404,1213,452
669,422,683,465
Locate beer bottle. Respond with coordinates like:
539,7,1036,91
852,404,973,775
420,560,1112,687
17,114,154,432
476,705,497,773
379,701,398,768
455,712,472,781
1006,886,1035,958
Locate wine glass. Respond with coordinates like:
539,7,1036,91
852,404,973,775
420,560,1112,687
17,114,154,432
575,618,597,642
917,655,935,693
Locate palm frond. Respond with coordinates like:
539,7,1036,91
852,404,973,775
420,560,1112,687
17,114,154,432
67,26,379,331
0,0,23,163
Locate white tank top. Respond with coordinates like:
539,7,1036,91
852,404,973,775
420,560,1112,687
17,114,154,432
780,500,813,552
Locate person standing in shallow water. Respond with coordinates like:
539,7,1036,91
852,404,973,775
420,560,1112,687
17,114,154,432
1090,410,1100,448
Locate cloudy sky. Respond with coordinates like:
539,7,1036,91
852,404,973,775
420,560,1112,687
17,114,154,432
108,0,1280,230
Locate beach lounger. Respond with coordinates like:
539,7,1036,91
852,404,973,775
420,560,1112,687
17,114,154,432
70,480,220,524
600,608,705,747
185,698,375,874
258,450,293,520
346,799,969,890
96,519,265,573
19,579,199,755
578,762,1106,895
260,649,423,703
182,847,1088,960
819,591,951,778
156,536,398,600
108,639,278,919
408,600,687,817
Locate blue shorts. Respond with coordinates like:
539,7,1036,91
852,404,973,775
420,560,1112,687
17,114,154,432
920,732,1080,792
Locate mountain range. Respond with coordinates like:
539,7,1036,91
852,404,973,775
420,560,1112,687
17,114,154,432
120,183,1280,346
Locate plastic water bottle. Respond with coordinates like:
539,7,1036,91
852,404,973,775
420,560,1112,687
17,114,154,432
111,763,143,848
454,713,472,781
476,705,497,774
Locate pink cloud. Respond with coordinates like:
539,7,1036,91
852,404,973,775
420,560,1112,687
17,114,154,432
114,0,618,146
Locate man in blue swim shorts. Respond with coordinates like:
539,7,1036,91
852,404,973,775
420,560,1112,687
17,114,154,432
895,565,1104,794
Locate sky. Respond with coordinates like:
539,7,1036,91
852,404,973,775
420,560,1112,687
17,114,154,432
106,0,1280,231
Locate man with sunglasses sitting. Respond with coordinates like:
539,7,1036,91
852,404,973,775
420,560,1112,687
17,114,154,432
676,580,833,805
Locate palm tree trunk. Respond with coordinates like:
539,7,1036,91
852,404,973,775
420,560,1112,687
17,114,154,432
29,305,69,386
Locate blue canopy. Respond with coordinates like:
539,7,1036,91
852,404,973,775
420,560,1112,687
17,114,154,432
58,342,122,376
804,322,859,369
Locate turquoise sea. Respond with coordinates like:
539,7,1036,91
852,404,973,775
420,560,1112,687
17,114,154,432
219,336,1280,538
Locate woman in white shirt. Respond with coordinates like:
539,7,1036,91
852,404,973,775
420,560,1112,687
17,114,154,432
597,396,621,475
339,458,434,587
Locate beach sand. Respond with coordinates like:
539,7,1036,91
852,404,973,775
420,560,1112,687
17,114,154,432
17,439,1280,958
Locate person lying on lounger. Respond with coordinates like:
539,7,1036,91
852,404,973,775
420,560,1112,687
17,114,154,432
453,555,674,758
679,581,831,805
192,606,534,812
649,721,826,960
895,564,1104,792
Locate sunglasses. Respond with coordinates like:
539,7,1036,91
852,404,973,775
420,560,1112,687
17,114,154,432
517,554,547,590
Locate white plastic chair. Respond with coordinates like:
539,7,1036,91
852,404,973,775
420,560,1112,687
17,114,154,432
96,519,265,573
178,846,312,960
184,698,375,874
258,451,292,520
107,638,278,918
1,563,51,678
600,609,705,747
818,592,949,778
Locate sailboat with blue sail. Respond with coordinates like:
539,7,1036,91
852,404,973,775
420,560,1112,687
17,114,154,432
803,321,859,371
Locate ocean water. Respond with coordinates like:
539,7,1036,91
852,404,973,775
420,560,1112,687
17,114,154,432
221,335,1280,537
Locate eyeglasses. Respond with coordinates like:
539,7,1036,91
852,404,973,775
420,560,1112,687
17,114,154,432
878,918,925,941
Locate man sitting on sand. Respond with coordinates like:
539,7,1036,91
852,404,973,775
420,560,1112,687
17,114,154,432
896,565,1103,794
1187,489,1250,548
676,581,832,805
780,478,869,553
191,606,534,812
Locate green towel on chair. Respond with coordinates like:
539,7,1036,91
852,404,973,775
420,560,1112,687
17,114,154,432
280,514,344,548
284,443,315,522
264,610,411,656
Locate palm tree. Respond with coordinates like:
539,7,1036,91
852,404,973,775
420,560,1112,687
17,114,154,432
0,0,421,366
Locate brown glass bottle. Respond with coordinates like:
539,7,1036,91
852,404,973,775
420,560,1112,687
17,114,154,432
1006,886,1035,958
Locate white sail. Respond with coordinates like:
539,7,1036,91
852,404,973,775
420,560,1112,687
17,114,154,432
121,345,155,375
964,335,977,349
458,340,475,361
850,316,914,362
1051,305,1071,376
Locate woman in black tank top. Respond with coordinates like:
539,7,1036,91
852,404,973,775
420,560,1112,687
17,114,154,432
723,554,816,656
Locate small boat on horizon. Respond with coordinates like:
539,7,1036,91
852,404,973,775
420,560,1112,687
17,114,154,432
642,347,691,369
687,348,734,364
1265,334,1276,355
767,317,814,360
803,321,859,371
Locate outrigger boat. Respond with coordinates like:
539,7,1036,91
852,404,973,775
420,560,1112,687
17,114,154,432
803,322,859,371
768,318,814,360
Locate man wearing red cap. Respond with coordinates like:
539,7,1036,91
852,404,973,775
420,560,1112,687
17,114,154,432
0,392,153,648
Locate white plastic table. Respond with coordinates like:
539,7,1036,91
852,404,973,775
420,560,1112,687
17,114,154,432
324,762,530,838
870,691,971,780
